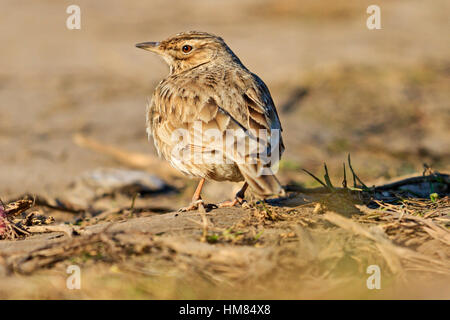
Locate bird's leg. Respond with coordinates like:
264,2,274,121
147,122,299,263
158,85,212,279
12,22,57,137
218,182,248,208
178,178,206,212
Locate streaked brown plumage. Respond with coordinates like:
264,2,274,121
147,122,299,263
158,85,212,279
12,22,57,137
136,31,284,210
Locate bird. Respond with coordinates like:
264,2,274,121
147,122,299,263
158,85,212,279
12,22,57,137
136,31,285,211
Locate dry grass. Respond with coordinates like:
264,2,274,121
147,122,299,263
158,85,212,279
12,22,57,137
1,172,448,299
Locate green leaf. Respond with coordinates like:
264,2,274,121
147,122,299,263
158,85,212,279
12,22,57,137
430,193,439,203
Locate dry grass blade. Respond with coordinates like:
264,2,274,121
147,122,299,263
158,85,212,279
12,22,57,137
347,154,368,189
342,162,347,188
301,169,330,190
323,163,334,189
323,212,450,275
198,203,210,242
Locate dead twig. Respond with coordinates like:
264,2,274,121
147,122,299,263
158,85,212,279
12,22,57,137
8,194,84,214
25,224,84,238
4,200,33,216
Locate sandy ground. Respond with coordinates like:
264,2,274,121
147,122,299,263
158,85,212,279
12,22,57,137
0,0,449,299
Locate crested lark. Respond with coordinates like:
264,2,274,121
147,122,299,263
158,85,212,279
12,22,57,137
136,31,284,211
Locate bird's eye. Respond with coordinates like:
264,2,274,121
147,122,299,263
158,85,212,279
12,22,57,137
182,45,192,53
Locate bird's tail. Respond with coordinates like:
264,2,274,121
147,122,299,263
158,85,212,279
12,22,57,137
237,162,284,198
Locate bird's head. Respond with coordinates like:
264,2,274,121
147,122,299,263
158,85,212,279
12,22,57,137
136,31,241,74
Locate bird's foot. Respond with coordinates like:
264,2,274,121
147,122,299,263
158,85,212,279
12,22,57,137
218,196,247,208
178,200,218,212
178,199,205,212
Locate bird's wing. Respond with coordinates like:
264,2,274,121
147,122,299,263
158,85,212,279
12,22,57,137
207,70,284,155
184,69,285,195
215,71,284,196
148,72,284,195
245,72,283,133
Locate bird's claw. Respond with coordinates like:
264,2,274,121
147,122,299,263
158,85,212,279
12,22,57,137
177,199,220,212
178,199,204,212
218,197,246,208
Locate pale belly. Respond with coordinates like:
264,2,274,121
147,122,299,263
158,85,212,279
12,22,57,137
168,154,244,182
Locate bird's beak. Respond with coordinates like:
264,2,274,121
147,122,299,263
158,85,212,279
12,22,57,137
135,41,161,53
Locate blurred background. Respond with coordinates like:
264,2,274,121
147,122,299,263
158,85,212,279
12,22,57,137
0,0,448,207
